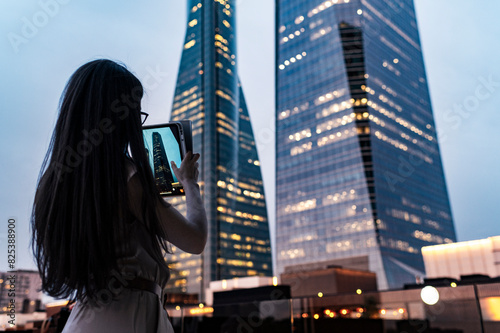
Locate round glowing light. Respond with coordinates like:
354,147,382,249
421,286,439,305
199,303,204,308
175,306,181,310
341,309,348,315
393,58,399,64
318,292,324,297
380,309,386,315
356,289,362,294
451,282,457,288
313,314,320,319
398,308,405,314
357,9,363,15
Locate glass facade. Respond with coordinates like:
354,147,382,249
276,0,456,289
167,0,272,300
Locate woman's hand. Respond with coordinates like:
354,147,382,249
171,151,200,186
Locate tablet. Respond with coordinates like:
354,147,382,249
143,122,187,196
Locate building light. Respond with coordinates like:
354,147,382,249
318,292,324,297
421,286,439,305
356,289,362,294
357,9,363,15
314,314,320,319
272,276,278,286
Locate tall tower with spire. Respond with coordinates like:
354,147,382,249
166,0,272,300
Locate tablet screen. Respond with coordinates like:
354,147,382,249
143,123,185,196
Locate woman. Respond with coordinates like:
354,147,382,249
31,59,207,332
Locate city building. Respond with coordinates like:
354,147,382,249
166,0,272,300
422,236,500,279
152,131,175,193
281,264,377,298
275,0,457,290
0,270,42,314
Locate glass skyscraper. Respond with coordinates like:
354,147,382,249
276,0,456,290
166,0,272,299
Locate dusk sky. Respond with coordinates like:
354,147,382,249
1,0,499,272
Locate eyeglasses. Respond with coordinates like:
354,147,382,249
141,112,149,125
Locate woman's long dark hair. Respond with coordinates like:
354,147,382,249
31,59,168,301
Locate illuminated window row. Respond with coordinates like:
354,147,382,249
216,47,234,64
280,248,306,259
222,19,231,28
215,41,230,54
246,159,260,166
216,126,234,138
290,142,313,156
317,113,354,134
307,0,350,18
425,219,441,231
322,189,356,206
235,251,253,259
217,119,237,136
217,258,254,267
382,60,401,76
173,94,203,110
237,180,262,192
172,92,199,109
317,127,357,147
172,96,202,113
220,214,262,227
171,100,203,117
288,128,311,142
332,219,375,234
309,18,323,30
389,208,421,224
400,132,436,155
316,99,350,119
283,198,316,214
242,189,263,199
169,259,200,269
217,181,241,194
174,85,199,101
278,101,310,120
378,93,402,112
381,237,419,254
289,232,318,244
215,89,236,105
184,39,196,50
311,26,333,41
280,27,305,44
191,2,202,13
217,205,266,222
360,85,376,96
188,19,198,28
413,230,453,244
369,101,434,141
374,130,408,152
315,89,347,106
279,51,307,70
